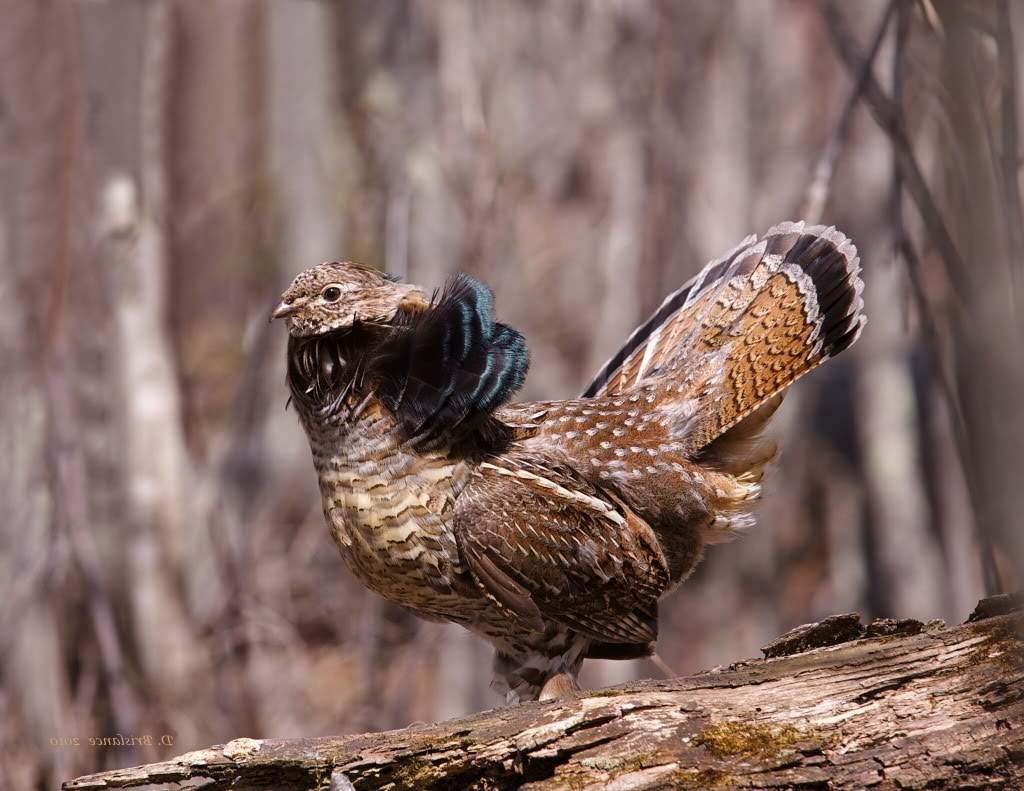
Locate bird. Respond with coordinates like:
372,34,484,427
272,221,865,703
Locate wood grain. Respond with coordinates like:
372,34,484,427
64,597,1023,790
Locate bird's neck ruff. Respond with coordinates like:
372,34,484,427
286,274,530,456
285,324,382,427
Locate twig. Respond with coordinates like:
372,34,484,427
896,235,1002,594
43,0,83,356
823,0,1004,594
38,0,146,741
941,2,996,40
890,0,908,259
649,652,676,679
995,0,1024,297
888,0,981,575
821,0,971,302
915,0,943,36
45,363,143,738
0,543,59,666
802,0,897,223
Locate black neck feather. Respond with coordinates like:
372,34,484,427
286,274,529,454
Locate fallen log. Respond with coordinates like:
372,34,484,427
64,596,1023,790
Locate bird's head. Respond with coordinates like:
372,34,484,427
271,262,427,337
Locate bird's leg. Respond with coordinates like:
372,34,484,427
538,672,580,701
650,651,676,678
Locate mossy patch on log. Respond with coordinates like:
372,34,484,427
693,720,812,759
670,767,735,788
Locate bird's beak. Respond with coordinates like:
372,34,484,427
270,298,304,322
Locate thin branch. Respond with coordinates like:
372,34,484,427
995,0,1024,296
941,2,997,40
0,542,59,666
45,363,144,738
802,0,897,223
823,0,1004,594
42,0,83,357
887,1,994,589
821,0,971,302
895,234,1002,594
891,0,909,282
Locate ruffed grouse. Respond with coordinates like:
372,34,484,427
273,221,865,702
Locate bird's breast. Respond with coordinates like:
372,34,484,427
305,401,473,612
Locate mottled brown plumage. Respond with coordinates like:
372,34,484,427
275,221,865,702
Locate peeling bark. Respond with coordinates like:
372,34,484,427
64,598,1023,790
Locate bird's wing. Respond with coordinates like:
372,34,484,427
455,450,669,645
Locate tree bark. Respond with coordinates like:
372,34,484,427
63,596,1023,791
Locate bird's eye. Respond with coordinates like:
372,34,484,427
321,285,343,303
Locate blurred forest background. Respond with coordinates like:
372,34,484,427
2,0,1023,787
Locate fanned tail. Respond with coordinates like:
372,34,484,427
583,231,761,398
584,221,865,456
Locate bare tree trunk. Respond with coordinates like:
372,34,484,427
64,597,1023,791
857,250,944,617
0,1,87,784
938,4,1024,589
106,1,199,714
267,0,339,271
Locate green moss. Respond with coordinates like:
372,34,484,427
670,767,734,788
621,756,656,774
693,720,808,759
396,758,445,786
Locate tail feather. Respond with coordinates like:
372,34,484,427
583,232,760,398
697,392,782,476
584,221,865,454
